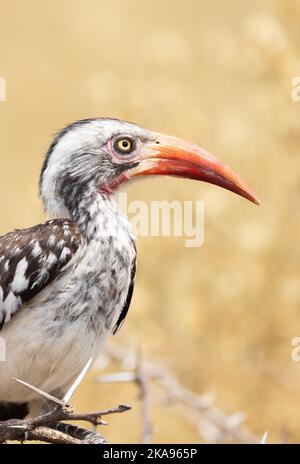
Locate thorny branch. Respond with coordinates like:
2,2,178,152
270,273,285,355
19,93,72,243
98,343,260,444
0,359,131,444
0,344,266,444
97,348,153,444
0,403,130,444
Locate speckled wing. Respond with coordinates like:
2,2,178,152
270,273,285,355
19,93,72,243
0,219,83,329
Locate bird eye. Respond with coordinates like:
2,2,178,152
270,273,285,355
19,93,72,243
114,137,135,155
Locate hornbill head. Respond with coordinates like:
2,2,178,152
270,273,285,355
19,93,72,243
40,118,260,216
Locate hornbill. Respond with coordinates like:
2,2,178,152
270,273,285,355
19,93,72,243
0,118,260,421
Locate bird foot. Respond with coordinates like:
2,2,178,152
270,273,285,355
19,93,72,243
53,422,106,444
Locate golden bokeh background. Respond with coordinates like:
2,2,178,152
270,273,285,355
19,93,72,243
1,0,300,443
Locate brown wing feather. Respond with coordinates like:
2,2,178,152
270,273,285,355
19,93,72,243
0,219,83,329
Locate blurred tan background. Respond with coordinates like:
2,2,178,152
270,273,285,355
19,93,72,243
0,0,300,443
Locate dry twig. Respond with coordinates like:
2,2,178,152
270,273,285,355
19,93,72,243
98,343,259,444
0,359,131,444
97,348,153,443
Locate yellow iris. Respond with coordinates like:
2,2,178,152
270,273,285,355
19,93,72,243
117,138,132,153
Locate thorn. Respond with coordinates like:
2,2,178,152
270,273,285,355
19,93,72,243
12,377,65,407
96,372,136,383
7,424,27,430
260,431,268,444
64,358,93,403
24,429,29,441
226,412,246,429
98,420,108,426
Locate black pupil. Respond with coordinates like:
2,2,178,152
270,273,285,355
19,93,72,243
115,137,133,154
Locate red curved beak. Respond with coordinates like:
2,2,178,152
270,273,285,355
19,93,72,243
129,133,260,205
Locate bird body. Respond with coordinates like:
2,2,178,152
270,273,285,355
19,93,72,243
0,118,259,419
0,197,136,407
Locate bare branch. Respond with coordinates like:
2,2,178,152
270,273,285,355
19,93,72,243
0,376,131,444
101,343,259,444
69,404,131,423
97,347,153,444
135,350,153,444
97,372,136,383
